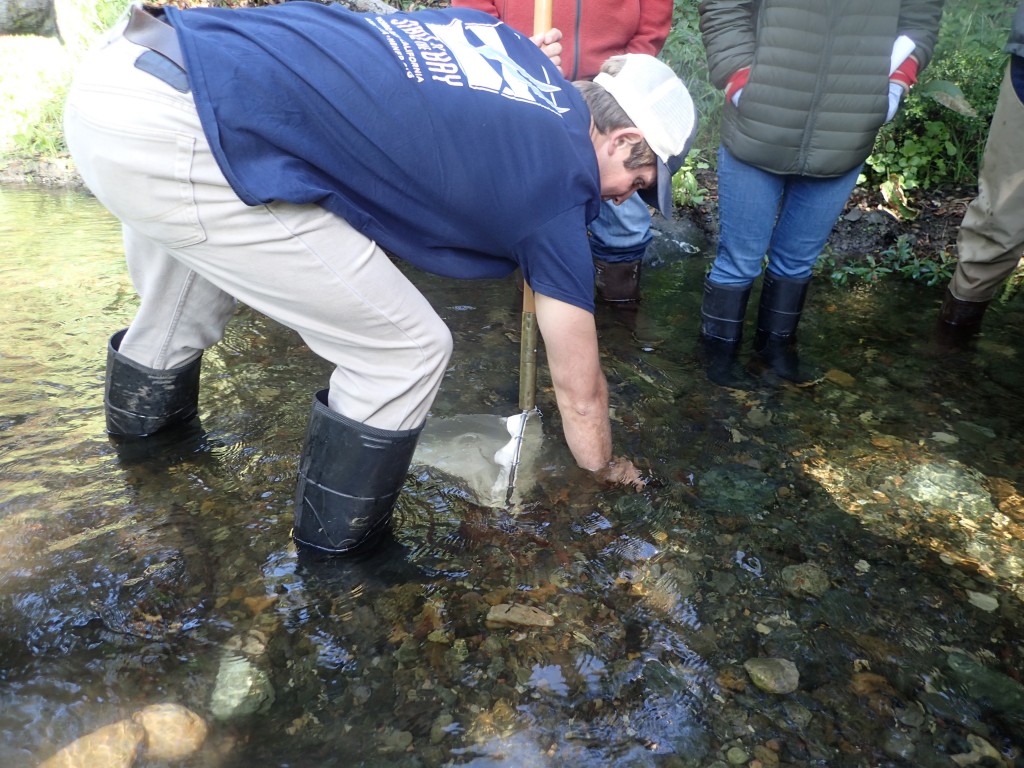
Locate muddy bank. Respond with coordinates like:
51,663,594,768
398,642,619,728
0,155,85,190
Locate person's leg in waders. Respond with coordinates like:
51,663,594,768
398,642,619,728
937,58,1024,351
64,27,453,554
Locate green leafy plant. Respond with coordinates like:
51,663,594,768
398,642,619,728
862,2,1010,212
888,238,956,286
817,249,894,286
672,151,709,208
816,235,955,287
11,84,68,157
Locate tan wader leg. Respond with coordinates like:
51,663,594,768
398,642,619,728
950,62,1024,302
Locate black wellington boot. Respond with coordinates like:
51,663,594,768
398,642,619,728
934,287,989,352
105,329,202,437
751,273,822,385
595,259,642,304
698,279,755,390
293,390,423,555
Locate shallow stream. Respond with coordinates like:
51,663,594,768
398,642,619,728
1,185,1022,767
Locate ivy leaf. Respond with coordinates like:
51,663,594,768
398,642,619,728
917,79,977,117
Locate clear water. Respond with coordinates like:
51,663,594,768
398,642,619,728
1,185,1022,767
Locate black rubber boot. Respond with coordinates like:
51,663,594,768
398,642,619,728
934,287,989,352
698,279,755,390
595,259,642,304
105,329,202,437
293,390,423,555
751,273,822,385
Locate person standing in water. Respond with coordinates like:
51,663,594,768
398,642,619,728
697,0,944,388
65,3,696,554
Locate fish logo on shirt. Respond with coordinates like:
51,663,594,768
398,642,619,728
430,18,570,115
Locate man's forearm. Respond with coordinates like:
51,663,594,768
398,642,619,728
555,387,614,471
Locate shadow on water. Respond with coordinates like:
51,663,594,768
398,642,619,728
1,185,1023,767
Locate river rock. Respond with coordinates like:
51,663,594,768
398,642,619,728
132,703,208,760
744,658,800,694
966,591,999,612
946,652,1024,715
485,603,554,628
780,563,830,598
209,652,275,720
37,719,145,768
951,733,1004,766
882,728,917,761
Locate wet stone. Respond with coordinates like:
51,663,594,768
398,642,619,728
953,421,997,445
966,590,999,612
893,701,926,728
901,462,993,518
209,653,275,720
699,464,778,517
946,652,1024,716
950,733,1004,766
429,713,455,745
752,743,781,765
379,728,414,752
709,570,738,595
725,745,749,764
782,700,814,730
485,603,554,628
744,658,800,694
37,720,145,768
131,703,207,760
882,728,917,760
780,562,830,598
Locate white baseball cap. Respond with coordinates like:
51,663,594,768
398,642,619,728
593,54,698,218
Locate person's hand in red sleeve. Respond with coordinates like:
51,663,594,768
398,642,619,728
887,55,919,122
725,66,750,107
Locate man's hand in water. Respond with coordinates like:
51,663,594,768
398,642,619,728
530,28,563,70
593,456,647,492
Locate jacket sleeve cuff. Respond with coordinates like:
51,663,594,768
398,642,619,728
724,67,751,102
890,56,919,91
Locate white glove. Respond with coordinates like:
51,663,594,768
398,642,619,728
731,88,743,107
885,81,904,123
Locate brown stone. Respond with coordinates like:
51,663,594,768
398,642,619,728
133,702,208,760
485,603,555,628
38,720,145,768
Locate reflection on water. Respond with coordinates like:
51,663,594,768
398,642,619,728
1,184,1023,767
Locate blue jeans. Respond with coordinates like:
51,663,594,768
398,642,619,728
709,146,862,286
588,193,652,264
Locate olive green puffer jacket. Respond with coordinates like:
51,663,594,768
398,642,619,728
699,0,944,177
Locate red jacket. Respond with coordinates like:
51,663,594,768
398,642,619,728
451,0,673,81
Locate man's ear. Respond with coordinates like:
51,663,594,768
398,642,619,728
610,126,644,149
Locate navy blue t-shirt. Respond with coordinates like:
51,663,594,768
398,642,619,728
165,2,601,312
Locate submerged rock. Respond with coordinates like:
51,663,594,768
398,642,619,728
37,720,144,768
901,463,993,518
780,563,831,598
700,464,778,517
209,652,275,720
946,652,1024,716
485,603,554,628
743,658,800,694
950,733,1005,766
36,703,207,768
131,703,208,760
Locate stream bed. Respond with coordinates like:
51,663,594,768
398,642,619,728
1,184,1022,767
